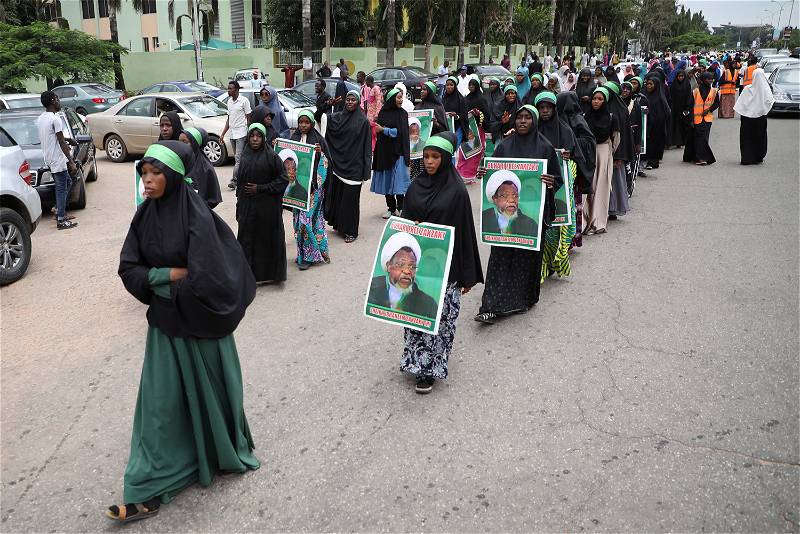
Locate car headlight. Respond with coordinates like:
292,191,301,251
38,170,53,185
773,90,789,100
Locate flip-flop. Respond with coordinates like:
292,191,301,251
106,503,159,523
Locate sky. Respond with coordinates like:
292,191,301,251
680,0,800,29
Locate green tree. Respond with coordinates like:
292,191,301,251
513,1,550,53
0,22,126,92
264,0,365,49
167,0,217,45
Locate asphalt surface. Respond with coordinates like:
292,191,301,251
1,115,798,532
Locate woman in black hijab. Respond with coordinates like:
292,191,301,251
683,71,718,165
557,91,596,247
620,80,645,195
642,73,670,169
583,87,620,235
324,90,372,243
575,68,596,114
400,132,483,394
158,111,183,141
604,65,621,86
442,76,468,142
411,81,448,181
371,88,411,218
523,73,547,106
178,127,222,209
111,141,258,523
493,85,521,140
601,81,632,219
458,78,489,183
249,106,279,146
667,69,691,148
474,105,561,325
236,123,290,283
483,77,503,132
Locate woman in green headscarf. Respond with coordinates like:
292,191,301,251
110,140,259,522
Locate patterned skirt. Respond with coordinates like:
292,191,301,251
542,159,577,279
401,283,460,380
293,184,329,265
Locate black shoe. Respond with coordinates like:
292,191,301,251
57,219,78,230
608,214,618,220
474,312,496,324
638,171,647,177
415,376,434,394
298,262,311,271
228,180,237,190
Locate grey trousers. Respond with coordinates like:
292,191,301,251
231,136,246,182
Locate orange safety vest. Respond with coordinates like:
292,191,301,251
741,64,757,87
720,69,736,95
693,87,718,125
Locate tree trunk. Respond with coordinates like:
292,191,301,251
386,0,395,66
506,0,514,57
302,0,312,80
457,0,466,67
548,0,556,45
479,23,486,64
108,10,125,90
424,0,433,71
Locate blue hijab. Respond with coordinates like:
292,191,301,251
667,59,687,84
259,86,289,135
515,66,532,100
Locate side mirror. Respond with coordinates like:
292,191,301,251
178,113,190,121
75,133,92,143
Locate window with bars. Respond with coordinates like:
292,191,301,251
252,0,263,40
376,49,386,67
141,0,156,14
443,47,456,62
211,0,220,37
42,0,62,21
142,37,150,52
98,0,108,17
80,0,94,19
469,44,479,58
152,36,159,49
413,45,426,61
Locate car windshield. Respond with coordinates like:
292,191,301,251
477,65,510,75
185,81,220,92
0,117,41,145
278,90,314,107
404,67,434,77
776,68,800,84
84,84,116,95
178,95,227,117
6,96,43,109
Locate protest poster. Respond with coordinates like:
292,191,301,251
480,157,546,251
447,115,456,133
484,133,495,157
551,149,573,227
134,160,144,207
458,114,483,160
364,216,455,335
640,106,648,154
276,138,314,211
408,109,434,160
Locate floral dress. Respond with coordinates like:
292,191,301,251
292,155,330,265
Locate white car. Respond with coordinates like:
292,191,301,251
218,88,316,132
233,68,269,89
0,126,42,285
0,93,43,110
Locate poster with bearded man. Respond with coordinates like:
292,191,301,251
364,217,455,334
276,139,314,211
480,157,547,250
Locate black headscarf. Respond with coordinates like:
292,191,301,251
585,89,618,143
158,111,183,141
463,78,488,128
575,68,597,112
119,141,255,338
603,82,634,161
556,92,596,193
524,73,547,105
493,87,521,139
669,69,691,112
402,132,483,289
441,80,468,136
249,106,278,146
373,89,410,171
415,82,447,134
289,115,329,192
604,65,621,86
183,127,222,209
644,72,670,128
484,80,503,125
535,94,576,153
493,105,562,227
325,93,372,180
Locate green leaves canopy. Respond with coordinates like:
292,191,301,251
0,22,126,91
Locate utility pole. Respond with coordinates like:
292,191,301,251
192,0,203,81
325,0,331,65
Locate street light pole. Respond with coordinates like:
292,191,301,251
192,0,203,81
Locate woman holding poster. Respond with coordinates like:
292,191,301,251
372,89,411,219
474,105,561,325
289,110,330,270
456,78,488,184
401,132,483,393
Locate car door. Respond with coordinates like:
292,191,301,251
53,86,78,108
160,84,181,93
64,108,92,168
117,97,155,152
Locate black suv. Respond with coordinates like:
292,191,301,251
367,67,438,103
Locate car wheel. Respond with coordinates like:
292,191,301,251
69,169,87,210
0,208,32,286
204,136,228,167
76,107,88,116
86,146,98,182
105,134,128,163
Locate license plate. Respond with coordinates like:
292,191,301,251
108,98,119,104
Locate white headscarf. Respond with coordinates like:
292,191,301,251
393,82,415,113
734,68,774,118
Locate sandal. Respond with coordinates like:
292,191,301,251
106,501,160,523
474,312,497,325
344,235,356,243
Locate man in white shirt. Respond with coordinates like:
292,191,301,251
456,66,472,96
37,91,78,229
437,60,450,97
581,51,590,69
221,81,252,189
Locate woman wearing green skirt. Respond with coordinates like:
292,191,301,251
109,140,259,522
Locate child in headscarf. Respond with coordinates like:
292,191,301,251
178,126,223,209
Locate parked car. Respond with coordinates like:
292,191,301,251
218,88,316,131
367,67,438,102
0,126,42,285
768,63,800,115
761,56,799,75
292,77,360,104
233,68,269,89
52,83,125,115
0,93,44,110
0,107,95,209
463,63,513,87
140,80,225,98
87,92,233,166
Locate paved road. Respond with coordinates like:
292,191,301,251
2,116,798,532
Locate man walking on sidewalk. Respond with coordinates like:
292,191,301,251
37,91,78,230
222,81,252,190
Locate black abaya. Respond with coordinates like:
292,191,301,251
556,92,596,194
740,115,767,165
184,128,223,209
236,133,289,282
643,74,670,166
668,72,691,147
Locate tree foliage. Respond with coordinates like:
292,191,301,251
0,22,126,92
264,0,365,49
665,30,724,52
